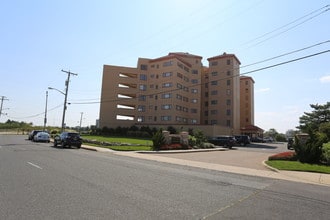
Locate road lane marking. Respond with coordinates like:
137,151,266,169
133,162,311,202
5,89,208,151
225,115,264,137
27,162,43,169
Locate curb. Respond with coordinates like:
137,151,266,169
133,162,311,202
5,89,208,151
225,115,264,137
262,160,279,172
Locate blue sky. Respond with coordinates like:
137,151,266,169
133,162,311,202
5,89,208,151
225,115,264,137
0,0,329,133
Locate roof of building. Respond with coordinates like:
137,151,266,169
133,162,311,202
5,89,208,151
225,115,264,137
240,124,264,132
168,52,203,59
149,53,193,67
240,76,255,83
207,52,241,65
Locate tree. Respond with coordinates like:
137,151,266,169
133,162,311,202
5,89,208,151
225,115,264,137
297,102,330,132
264,128,278,139
152,129,165,151
294,102,330,163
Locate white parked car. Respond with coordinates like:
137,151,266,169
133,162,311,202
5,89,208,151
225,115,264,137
33,132,50,143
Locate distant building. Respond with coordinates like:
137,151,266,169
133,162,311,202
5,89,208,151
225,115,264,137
99,52,260,137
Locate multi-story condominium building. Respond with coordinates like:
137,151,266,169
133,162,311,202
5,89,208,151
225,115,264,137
99,52,256,136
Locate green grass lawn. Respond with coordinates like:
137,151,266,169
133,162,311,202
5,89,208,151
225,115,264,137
81,135,152,151
266,160,330,174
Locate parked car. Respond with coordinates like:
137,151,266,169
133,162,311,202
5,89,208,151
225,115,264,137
263,137,274,143
208,136,236,149
54,132,82,148
28,130,43,140
287,137,294,150
33,132,50,143
235,135,251,146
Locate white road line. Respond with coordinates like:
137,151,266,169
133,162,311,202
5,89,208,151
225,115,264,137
27,162,43,169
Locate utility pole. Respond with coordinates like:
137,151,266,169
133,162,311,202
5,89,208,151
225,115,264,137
0,96,9,119
79,112,83,134
60,69,78,132
43,91,48,131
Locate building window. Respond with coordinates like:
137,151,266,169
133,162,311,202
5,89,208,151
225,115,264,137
245,81,249,85
226,109,231,116
211,120,217,125
192,69,198,74
211,110,217,115
211,90,218,95
211,100,218,105
205,101,208,107
162,104,172,110
204,111,208,116
183,97,189,102
177,83,182,89
161,93,172,99
139,84,147,91
227,89,231,95
163,61,173,67
176,94,182,100
140,74,147,80
226,120,231,127
226,99,231,105
227,71,231,76
161,116,171,121
162,72,172,77
211,81,218,85
211,71,218,76
137,116,145,122
191,119,197,124
162,82,172,88
227,80,231,86
191,99,197,103
138,95,146,101
205,92,208,97
140,64,148,70
177,72,183,78
191,79,198,84
191,88,198,94
137,105,146,112
191,108,197,113
211,61,218,66
227,59,231,65
184,66,189,72
205,83,208,88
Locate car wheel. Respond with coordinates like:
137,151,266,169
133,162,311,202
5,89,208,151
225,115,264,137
77,145,81,149
54,140,58,147
61,142,66,148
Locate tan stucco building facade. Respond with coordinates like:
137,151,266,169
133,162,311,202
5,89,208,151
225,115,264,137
99,52,259,137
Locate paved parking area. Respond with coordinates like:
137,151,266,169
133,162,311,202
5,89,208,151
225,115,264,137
153,148,275,171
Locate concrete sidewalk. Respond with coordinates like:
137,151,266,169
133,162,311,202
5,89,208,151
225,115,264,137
81,145,330,187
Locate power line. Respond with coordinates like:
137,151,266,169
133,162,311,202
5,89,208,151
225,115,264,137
241,40,330,68
242,4,329,48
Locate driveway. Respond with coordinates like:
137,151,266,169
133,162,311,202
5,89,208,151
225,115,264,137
153,143,286,171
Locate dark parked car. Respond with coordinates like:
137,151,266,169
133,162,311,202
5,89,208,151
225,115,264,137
287,137,294,150
54,132,82,148
28,130,43,140
208,136,236,149
235,135,251,146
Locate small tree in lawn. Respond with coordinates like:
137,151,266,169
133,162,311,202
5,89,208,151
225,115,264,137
152,129,165,151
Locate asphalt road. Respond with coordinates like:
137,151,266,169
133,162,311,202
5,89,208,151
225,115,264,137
1,135,330,220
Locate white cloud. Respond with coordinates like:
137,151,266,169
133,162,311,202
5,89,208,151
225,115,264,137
320,75,330,83
256,88,270,93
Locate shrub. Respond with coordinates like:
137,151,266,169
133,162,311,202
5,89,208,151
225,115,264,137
268,151,297,161
322,142,330,165
151,129,165,151
294,131,326,163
